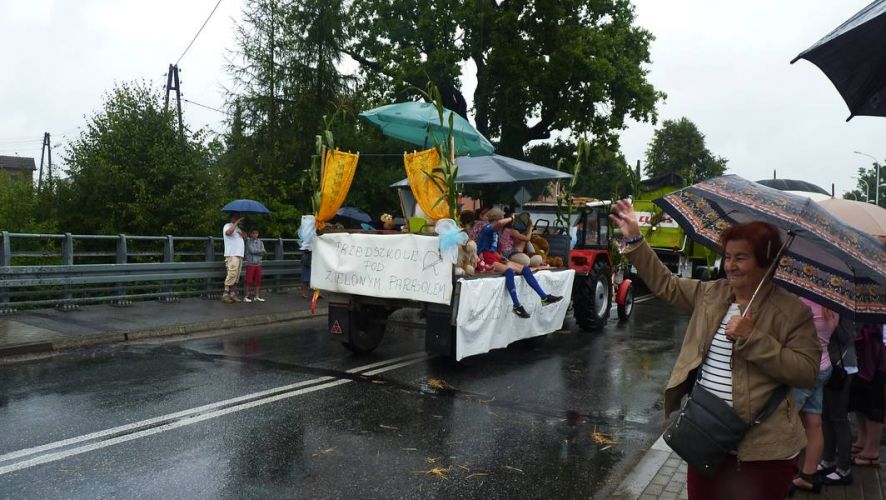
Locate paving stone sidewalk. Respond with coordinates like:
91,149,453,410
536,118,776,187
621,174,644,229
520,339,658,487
615,436,884,499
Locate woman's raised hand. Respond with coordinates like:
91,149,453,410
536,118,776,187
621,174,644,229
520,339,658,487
609,199,641,239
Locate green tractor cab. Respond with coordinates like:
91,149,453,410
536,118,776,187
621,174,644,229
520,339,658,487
633,173,720,279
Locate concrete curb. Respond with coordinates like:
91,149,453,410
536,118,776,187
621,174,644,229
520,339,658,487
613,435,673,499
0,308,328,358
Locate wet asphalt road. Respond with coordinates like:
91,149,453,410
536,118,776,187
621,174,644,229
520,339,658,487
0,297,688,499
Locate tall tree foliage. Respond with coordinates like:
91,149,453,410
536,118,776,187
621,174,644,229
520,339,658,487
59,82,221,235
223,0,352,234
643,117,727,183
348,0,663,157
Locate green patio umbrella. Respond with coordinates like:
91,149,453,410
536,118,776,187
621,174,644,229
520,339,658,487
359,101,494,157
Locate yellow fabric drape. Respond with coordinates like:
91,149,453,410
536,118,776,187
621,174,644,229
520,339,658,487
316,149,359,229
403,148,449,221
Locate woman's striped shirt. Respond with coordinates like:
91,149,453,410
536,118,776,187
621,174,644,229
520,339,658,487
698,304,742,407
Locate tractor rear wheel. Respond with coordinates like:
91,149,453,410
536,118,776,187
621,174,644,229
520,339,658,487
573,261,611,331
343,305,388,353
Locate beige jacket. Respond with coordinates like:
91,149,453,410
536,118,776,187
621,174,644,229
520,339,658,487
625,241,820,461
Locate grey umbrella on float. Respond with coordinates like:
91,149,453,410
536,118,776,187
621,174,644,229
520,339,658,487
390,154,572,187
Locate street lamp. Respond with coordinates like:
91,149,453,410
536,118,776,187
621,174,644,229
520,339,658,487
852,176,871,202
854,151,881,205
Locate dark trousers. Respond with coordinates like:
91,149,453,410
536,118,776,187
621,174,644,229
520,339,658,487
822,373,854,470
687,455,797,500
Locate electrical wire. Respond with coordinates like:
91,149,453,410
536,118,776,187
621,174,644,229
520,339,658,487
175,0,223,66
181,98,230,115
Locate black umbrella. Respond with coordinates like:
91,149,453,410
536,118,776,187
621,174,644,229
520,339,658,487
755,179,830,196
791,0,886,120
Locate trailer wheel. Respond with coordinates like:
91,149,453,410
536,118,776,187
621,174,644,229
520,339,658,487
617,283,634,321
573,261,611,331
343,305,388,353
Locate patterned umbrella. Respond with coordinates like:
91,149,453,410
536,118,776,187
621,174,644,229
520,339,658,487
655,175,886,322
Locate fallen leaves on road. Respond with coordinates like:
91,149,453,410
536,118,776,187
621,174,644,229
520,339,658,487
591,428,618,446
379,424,399,430
466,472,490,479
427,378,455,391
371,379,387,384
413,466,450,479
503,465,524,474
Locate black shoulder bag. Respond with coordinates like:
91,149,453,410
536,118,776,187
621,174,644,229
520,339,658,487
663,370,789,477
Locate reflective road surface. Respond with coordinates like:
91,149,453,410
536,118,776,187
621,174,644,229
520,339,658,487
0,297,689,499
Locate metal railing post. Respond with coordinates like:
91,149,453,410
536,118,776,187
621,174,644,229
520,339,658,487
162,235,175,301
113,234,130,306
60,233,75,309
274,237,284,293
204,236,215,298
0,231,10,311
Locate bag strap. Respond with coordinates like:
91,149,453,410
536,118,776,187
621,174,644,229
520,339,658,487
751,385,789,426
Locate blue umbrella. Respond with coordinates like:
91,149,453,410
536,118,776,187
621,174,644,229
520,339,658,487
336,206,372,223
221,199,271,214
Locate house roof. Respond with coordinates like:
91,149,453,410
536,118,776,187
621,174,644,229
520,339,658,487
0,156,36,171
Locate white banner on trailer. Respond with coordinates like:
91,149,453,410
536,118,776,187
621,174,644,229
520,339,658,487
311,233,453,305
455,269,575,360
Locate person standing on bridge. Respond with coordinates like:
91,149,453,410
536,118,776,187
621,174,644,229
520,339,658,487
609,199,819,500
243,229,266,303
222,213,246,304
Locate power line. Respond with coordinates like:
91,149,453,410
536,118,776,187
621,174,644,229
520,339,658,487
175,0,223,66
182,98,230,116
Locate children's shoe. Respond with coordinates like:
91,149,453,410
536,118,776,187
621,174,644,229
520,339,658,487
243,297,253,303
254,297,265,302
821,469,853,486
541,295,563,306
230,295,242,303
512,305,531,318
222,295,234,304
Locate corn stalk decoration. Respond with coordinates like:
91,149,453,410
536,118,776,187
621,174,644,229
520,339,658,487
304,110,343,214
555,138,590,229
414,81,460,222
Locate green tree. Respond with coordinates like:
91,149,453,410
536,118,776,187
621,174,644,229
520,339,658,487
222,0,353,233
527,138,636,201
0,173,57,233
643,117,727,183
59,81,222,235
348,0,663,157
843,162,885,208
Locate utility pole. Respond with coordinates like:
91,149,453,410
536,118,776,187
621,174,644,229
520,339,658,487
37,132,52,192
164,64,184,139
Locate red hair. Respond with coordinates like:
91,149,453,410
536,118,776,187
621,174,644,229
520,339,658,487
719,221,782,267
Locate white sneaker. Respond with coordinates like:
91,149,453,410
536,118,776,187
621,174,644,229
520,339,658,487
243,297,253,303
254,297,265,302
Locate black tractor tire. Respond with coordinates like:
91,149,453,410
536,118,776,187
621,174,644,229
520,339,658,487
573,261,612,331
343,305,388,353
617,283,634,321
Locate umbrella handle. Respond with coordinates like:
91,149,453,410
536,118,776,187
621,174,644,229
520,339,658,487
742,233,795,319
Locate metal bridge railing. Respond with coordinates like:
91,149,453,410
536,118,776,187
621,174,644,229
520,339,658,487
0,231,304,312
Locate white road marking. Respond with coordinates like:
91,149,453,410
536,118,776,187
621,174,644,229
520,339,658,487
0,351,428,466
633,294,655,304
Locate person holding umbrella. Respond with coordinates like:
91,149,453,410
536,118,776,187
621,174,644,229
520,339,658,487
609,199,819,500
222,212,246,303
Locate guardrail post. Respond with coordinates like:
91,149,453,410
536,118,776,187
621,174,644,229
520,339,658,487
0,231,10,312
274,237,284,293
112,234,131,306
59,233,77,310
203,236,215,298
162,235,176,301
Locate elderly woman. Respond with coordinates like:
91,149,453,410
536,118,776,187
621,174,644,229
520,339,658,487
609,199,819,500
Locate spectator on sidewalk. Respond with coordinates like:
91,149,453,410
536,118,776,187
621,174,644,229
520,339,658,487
243,229,266,303
849,322,886,467
791,297,838,493
609,200,819,500
818,316,859,486
222,213,246,303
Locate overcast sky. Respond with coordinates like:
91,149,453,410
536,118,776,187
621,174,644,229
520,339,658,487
0,0,882,198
